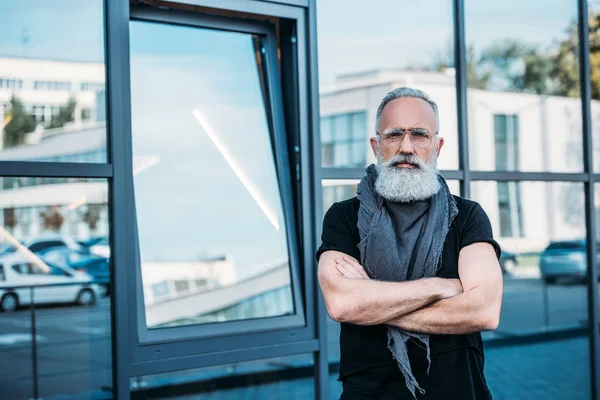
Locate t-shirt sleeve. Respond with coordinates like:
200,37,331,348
316,204,358,262
461,203,502,259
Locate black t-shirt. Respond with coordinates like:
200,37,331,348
316,195,501,400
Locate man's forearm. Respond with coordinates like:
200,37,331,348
386,286,500,334
329,277,451,325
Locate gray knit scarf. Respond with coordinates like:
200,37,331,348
356,164,458,398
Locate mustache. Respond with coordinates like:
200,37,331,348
381,153,425,169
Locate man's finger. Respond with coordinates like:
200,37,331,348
342,256,370,279
336,258,368,279
335,262,359,278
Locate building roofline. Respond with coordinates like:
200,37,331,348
0,55,104,65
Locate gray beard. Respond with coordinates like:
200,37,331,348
375,152,440,203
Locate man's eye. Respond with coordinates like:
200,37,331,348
389,132,403,138
412,131,428,137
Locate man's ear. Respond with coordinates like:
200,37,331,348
370,136,379,158
437,137,445,157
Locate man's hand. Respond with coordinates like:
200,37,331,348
387,242,503,334
334,255,463,299
334,256,370,279
438,278,463,299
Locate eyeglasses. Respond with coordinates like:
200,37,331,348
378,128,438,149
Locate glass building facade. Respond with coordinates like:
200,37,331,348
1,0,600,399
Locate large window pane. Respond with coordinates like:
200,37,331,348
0,177,112,399
0,1,107,163
465,1,582,172
471,181,589,399
317,0,459,170
130,22,294,329
588,2,600,171
131,354,314,399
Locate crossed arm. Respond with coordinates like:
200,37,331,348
317,243,503,334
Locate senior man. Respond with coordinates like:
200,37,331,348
317,87,503,399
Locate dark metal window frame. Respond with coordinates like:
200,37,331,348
104,0,324,398
128,5,306,345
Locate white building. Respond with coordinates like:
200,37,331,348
320,68,596,254
0,56,105,138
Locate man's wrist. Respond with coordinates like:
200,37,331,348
422,277,451,301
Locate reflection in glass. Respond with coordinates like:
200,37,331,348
317,0,459,170
131,353,315,398
130,22,294,329
471,181,589,398
0,1,107,163
0,177,112,399
588,2,600,171
465,1,582,172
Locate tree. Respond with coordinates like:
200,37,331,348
431,43,491,89
40,206,64,232
466,12,600,100
466,45,493,90
3,96,36,148
81,203,105,233
47,97,76,129
3,208,17,234
590,12,600,100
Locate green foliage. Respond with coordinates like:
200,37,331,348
47,97,76,129
466,12,600,100
3,96,36,148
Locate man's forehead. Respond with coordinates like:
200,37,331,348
379,98,438,129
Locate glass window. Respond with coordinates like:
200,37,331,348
0,1,107,163
588,2,600,171
497,182,524,238
130,21,295,329
465,1,582,172
471,181,589,399
317,0,459,170
0,177,112,399
321,112,368,167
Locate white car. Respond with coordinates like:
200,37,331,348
89,237,110,258
0,254,102,312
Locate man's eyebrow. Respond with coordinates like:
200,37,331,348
381,127,405,135
381,127,430,134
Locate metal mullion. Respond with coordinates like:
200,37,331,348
130,339,319,377
258,0,309,7
454,0,470,198
308,0,330,396
0,161,111,178
130,5,272,36
321,167,366,180
470,171,589,182
105,0,133,398
578,0,600,398
321,169,464,182
149,0,303,18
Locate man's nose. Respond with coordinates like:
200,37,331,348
397,133,415,154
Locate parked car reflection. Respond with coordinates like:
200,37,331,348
40,247,110,296
0,235,85,255
0,254,102,312
499,250,518,275
539,239,600,284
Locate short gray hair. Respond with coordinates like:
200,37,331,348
375,87,439,134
